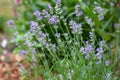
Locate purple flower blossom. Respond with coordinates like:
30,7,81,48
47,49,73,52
35,31,48,46
49,15,59,24
30,21,38,28
85,55,90,60
75,11,83,17
85,16,95,27
95,6,104,21
56,0,61,4
110,2,114,7
98,15,104,20
33,10,43,20
81,42,94,60
33,10,41,17
55,33,61,38
39,32,47,38
37,16,43,20
31,48,37,54
96,46,104,60
105,60,111,66
80,47,84,53
84,42,93,54
42,10,50,18
89,32,94,38
96,53,103,59
20,50,27,55
55,0,63,14
11,37,16,42
39,33,47,39
75,4,80,9
14,31,18,35
96,60,101,64
96,47,103,53
96,6,103,14
51,44,57,51
99,40,105,47
69,20,82,34
75,4,83,17
114,23,120,29
48,4,53,9
7,20,14,26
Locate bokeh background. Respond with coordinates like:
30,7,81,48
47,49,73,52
0,0,23,80
0,0,16,33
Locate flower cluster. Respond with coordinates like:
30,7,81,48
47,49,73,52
49,15,59,24
30,21,38,29
20,50,27,57
55,0,63,15
69,20,82,34
56,0,61,5
75,4,83,17
55,33,61,38
79,40,110,65
110,2,115,7
93,6,104,20
85,16,95,27
96,47,103,60
42,10,50,18
80,41,93,59
7,20,15,28
114,23,120,32
33,10,43,20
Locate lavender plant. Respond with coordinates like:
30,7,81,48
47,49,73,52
8,0,120,80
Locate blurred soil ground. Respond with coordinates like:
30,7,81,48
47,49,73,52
0,34,23,80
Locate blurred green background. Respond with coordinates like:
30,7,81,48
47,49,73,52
0,0,13,16
0,0,12,33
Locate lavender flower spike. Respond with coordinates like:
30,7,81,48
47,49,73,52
76,11,83,17
33,10,41,17
56,0,61,4
96,53,103,60
85,55,90,60
30,21,38,28
20,50,27,55
84,43,93,54
96,47,103,53
49,15,59,24
99,40,105,47
75,4,83,17
110,2,114,7
33,10,43,20
55,33,61,38
7,20,14,26
96,60,101,64
48,4,53,9
105,60,111,66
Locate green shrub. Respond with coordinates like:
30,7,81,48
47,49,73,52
8,0,120,79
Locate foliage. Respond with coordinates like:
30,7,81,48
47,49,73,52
0,16,6,32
